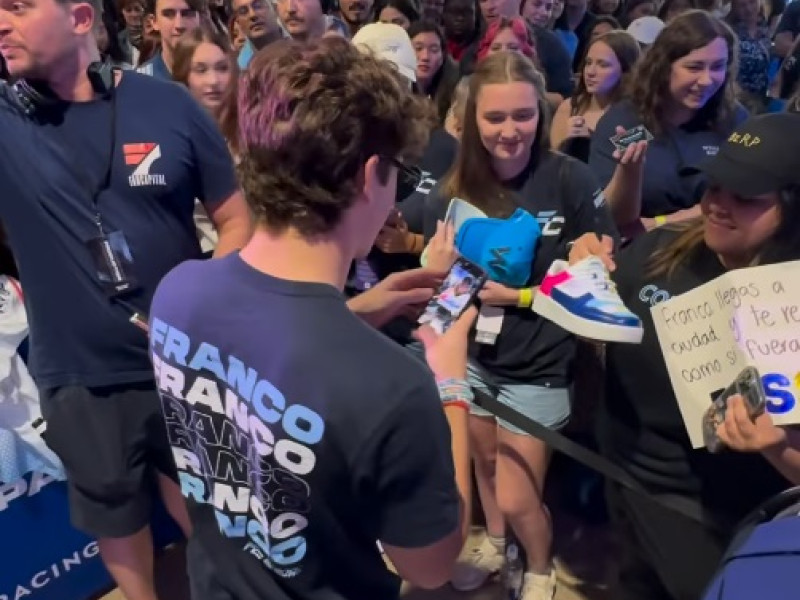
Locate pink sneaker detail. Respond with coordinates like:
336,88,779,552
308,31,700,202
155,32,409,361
539,270,571,296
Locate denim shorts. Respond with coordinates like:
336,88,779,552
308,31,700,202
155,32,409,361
405,343,570,435
466,361,570,434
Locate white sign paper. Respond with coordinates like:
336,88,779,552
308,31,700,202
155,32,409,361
651,261,800,448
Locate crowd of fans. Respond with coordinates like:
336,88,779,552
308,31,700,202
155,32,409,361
2,0,800,599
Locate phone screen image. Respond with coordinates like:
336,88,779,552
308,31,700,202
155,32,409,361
419,258,487,334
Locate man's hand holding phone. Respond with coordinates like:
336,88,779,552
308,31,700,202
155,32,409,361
416,307,477,546
415,306,478,383
418,256,487,334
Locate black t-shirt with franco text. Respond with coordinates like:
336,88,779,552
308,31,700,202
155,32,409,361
150,254,460,600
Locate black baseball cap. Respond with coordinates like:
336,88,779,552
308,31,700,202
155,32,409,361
682,113,800,198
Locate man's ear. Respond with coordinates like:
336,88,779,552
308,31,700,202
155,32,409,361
360,155,382,207
70,2,96,35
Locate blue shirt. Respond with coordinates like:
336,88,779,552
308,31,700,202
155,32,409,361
238,39,255,70
136,51,172,80
149,254,458,599
0,72,238,388
553,28,579,63
532,25,576,97
589,100,748,217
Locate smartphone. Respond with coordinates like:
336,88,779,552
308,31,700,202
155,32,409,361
609,124,654,152
702,366,766,453
418,257,487,334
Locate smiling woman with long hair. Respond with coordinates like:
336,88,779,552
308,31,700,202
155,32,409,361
589,10,745,238
596,112,800,600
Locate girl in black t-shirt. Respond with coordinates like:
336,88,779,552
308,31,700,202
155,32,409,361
550,30,640,158
420,51,616,599
589,113,800,600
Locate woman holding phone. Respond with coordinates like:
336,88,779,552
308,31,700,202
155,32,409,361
575,112,800,600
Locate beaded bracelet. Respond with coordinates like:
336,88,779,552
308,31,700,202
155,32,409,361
437,378,474,404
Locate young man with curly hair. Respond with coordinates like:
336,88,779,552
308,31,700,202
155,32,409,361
149,37,474,599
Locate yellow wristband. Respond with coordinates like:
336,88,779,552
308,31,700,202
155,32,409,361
654,215,668,227
518,287,533,308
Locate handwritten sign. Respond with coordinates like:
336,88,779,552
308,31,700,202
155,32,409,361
651,261,800,448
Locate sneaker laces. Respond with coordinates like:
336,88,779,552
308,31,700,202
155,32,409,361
576,257,619,300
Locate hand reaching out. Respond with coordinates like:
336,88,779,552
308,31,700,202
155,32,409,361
426,220,459,275
716,395,787,453
568,233,616,271
375,210,415,254
567,115,591,139
612,126,648,170
478,281,520,306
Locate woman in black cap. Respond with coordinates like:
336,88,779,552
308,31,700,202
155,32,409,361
572,112,800,600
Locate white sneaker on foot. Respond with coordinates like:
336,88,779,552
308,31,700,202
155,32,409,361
522,569,557,600
450,536,505,592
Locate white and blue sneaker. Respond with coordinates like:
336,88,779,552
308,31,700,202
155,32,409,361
532,256,643,344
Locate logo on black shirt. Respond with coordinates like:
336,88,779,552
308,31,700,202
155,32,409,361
535,211,565,236
124,143,167,188
639,284,671,306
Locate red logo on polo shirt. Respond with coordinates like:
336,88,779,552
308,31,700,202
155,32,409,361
123,143,167,188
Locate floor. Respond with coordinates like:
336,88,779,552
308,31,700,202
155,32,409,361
101,512,616,600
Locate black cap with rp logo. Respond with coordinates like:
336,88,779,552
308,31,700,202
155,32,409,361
682,113,800,198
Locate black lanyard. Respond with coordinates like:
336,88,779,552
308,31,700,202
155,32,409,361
41,80,118,236
91,86,118,236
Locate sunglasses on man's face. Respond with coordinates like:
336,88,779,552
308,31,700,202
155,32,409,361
382,156,424,201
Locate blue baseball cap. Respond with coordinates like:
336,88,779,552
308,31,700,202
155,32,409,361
455,208,541,287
